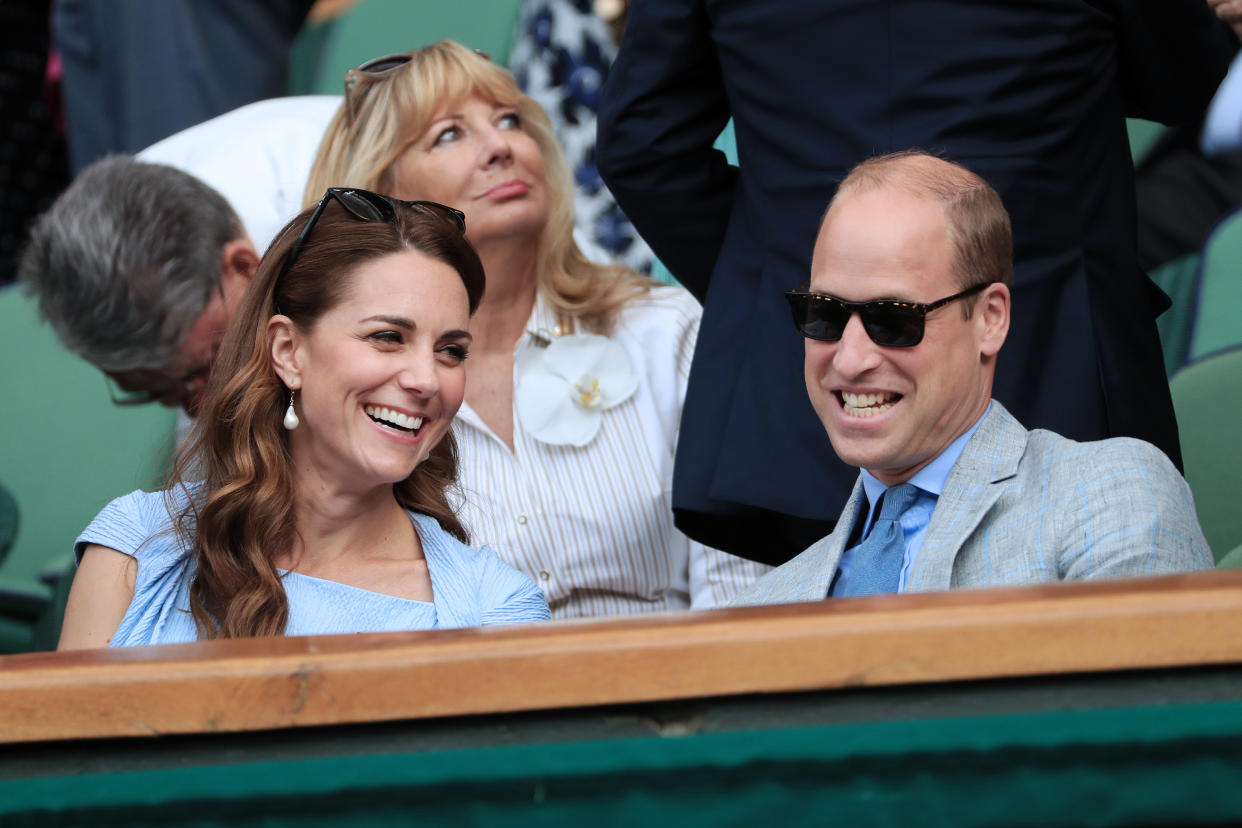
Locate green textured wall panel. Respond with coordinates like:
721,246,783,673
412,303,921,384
6,701,1242,826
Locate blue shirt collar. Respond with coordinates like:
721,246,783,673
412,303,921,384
859,401,991,506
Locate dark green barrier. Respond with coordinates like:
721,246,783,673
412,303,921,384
5,699,1242,827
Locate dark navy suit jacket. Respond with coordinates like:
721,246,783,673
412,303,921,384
597,0,1235,565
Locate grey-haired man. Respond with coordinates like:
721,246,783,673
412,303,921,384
20,157,256,415
19,95,339,416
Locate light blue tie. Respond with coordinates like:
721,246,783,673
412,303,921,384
837,483,920,597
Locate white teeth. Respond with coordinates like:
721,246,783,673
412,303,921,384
365,405,424,432
840,391,898,418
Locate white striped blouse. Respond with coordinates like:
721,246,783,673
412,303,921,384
451,285,771,618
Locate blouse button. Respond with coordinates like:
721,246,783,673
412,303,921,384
539,570,551,581
518,514,528,525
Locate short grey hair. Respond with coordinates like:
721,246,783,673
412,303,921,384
17,156,243,373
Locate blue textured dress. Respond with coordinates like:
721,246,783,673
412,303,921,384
75,489,550,646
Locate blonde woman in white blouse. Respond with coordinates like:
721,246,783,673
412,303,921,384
303,41,770,617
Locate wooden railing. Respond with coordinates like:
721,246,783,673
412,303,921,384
3,570,1242,744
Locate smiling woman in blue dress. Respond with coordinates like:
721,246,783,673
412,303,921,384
58,189,549,648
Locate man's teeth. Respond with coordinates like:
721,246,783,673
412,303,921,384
841,392,898,417
364,405,424,432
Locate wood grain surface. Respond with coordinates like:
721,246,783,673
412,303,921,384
3,571,1242,743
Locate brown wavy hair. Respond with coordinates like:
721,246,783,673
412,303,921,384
303,39,650,334
169,196,486,639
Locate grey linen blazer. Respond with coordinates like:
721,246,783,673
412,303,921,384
731,402,1212,607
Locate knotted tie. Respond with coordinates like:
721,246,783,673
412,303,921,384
837,483,920,597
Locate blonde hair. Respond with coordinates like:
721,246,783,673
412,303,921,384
304,40,650,334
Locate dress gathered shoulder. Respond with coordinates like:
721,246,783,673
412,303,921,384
74,489,549,647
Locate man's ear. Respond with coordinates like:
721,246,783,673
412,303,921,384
221,237,260,289
977,282,1010,359
267,314,303,390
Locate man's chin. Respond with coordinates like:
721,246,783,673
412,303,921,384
826,439,875,471
827,435,901,476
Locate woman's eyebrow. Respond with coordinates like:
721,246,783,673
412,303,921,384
360,315,414,329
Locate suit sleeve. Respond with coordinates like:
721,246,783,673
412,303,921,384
1061,440,1213,580
1112,0,1237,123
688,541,774,609
595,0,736,300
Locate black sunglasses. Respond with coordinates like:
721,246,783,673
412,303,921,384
105,363,211,407
343,48,492,123
344,52,414,122
784,283,988,348
277,188,466,284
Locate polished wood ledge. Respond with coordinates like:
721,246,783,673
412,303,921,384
3,570,1242,744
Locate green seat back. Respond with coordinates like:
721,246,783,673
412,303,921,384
0,481,16,567
1148,252,1201,376
1170,346,1242,561
1217,543,1242,570
27,559,77,653
1127,118,1165,164
290,0,524,97
0,287,175,640
1190,208,1242,362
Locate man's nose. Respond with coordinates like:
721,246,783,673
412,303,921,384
831,313,882,377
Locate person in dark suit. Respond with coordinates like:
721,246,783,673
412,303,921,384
595,0,1235,566
52,0,314,173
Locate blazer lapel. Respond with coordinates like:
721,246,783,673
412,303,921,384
788,478,868,601
908,402,1027,592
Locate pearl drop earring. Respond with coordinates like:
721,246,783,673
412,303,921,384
283,390,299,430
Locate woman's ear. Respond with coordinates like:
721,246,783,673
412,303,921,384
267,315,303,390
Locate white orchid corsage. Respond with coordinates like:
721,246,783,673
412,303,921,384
515,331,638,447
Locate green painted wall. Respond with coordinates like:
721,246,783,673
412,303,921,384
290,0,525,97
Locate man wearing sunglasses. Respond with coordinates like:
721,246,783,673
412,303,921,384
732,153,1210,606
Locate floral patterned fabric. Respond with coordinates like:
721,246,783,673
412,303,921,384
509,0,655,275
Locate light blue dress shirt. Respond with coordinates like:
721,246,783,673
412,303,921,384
832,405,990,596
